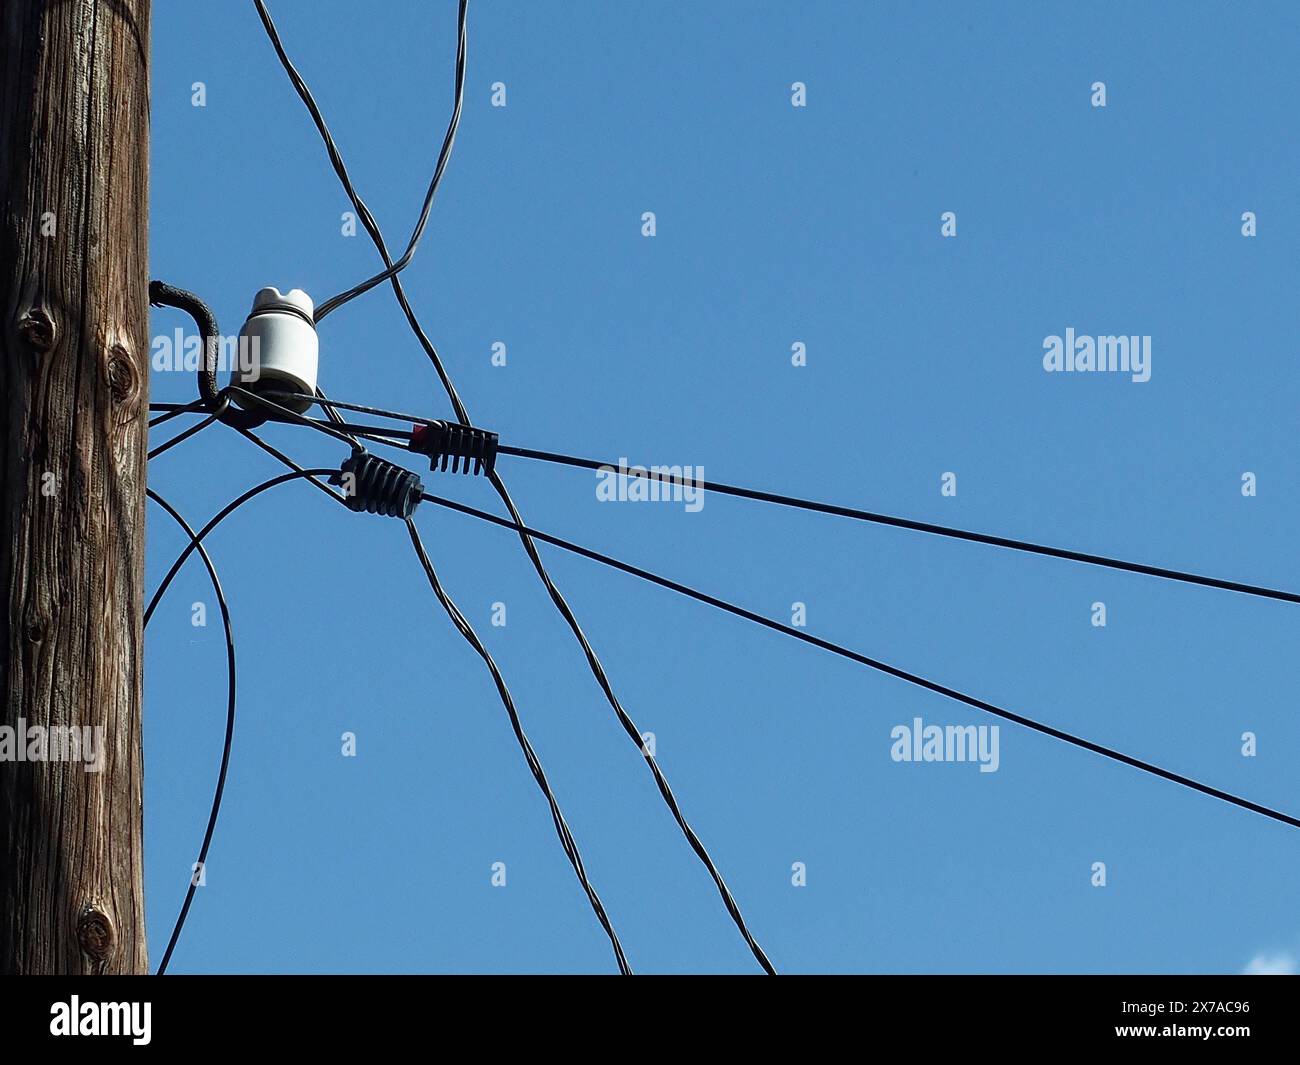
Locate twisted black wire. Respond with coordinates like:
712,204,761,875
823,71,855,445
404,519,632,974
253,0,777,973
421,490,1300,834
251,0,468,323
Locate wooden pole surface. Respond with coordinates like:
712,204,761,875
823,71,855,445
0,0,151,974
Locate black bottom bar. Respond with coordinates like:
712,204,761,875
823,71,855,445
0,974,1290,1051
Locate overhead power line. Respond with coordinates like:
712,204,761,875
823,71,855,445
152,394,1300,609
405,519,632,974
148,405,229,460
484,463,780,974
147,469,337,625
250,0,469,325
419,489,1300,834
495,445,1300,607
149,424,636,971
154,410,631,972
136,0,1300,978
313,2,467,319
252,0,777,972
251,0,473,440
145,490,239,975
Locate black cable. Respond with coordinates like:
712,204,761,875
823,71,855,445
224,386,362,451
314,386,364,450
147,396,230,460
422,490,1300,833
498,446,1300,608
147,402,395,450
484,467,778,973
315,3,467,319
142,411,348,502
144,490,238,975
155,435,626,968
322,423,411,444
256,0,776,972
148,280,270,431
150,398,207,429
234,427,346,504
253,390,440,427
404,518,632,974
250,0,468,323
148,388,360,467
162,383,1300,824
156,389,1300,610
145,469,339,626
252,0,473,426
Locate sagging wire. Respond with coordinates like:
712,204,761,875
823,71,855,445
492,446,1300,608
254,1,778,972
145,489,238,975
419,490,1300,834
405,517,633,974
179,387,1300,609
146,469,338,625
250,0,468,323
156,415,630,967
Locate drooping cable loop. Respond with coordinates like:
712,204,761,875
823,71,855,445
148,280,270,431
145,489,239,976
146,469,340,626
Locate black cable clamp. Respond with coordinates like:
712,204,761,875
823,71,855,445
408,421,498,476
331,452,423,519
148,280,271,431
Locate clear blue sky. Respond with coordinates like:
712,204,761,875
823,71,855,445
144,0,1300,974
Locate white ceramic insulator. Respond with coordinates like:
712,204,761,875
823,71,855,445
231,287,319,413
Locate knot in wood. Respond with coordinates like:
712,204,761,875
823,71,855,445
106,344,139,406
76,907,115,961
17,307,56,353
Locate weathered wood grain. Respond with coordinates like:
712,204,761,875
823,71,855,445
0,0,150,974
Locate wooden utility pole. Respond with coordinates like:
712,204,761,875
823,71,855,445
0,0,150,973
